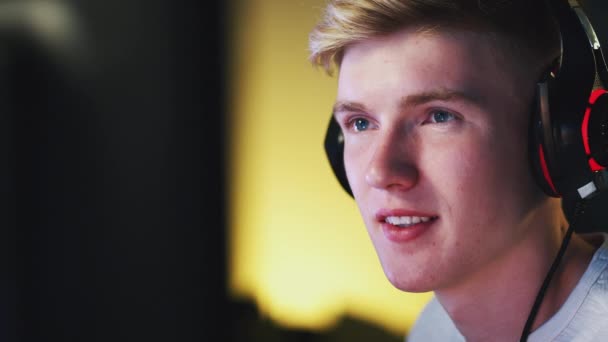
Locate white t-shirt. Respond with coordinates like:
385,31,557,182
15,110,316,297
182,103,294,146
407,233,608,341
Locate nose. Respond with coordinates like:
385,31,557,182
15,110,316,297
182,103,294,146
364,129,418,192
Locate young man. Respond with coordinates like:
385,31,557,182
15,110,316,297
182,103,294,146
309,1,608,341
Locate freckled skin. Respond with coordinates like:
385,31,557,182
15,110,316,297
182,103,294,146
336,27,548,293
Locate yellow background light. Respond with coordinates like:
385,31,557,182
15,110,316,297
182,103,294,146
227,0,432,336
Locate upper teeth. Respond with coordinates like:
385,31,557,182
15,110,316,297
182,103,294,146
385,216,432,226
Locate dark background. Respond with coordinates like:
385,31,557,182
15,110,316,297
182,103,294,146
3,1,607,342
5,1,226,341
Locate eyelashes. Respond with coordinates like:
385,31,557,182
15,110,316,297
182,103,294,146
340,108,461,133
424,109,459,124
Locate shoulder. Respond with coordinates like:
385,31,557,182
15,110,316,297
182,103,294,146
406,296,464,342
561,235,608,340
579,233,608,302
577,233,608,319
531,233,608,341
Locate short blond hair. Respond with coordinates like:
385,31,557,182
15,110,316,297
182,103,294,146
309,0,560,75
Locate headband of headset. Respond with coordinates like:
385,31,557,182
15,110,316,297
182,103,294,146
324,0,608,200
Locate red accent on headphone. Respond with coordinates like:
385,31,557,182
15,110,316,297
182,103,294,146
582,89,607,171
538,144,559,195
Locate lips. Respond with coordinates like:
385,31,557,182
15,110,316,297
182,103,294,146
375,209,438,242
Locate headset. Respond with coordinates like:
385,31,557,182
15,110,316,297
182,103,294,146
323,0,608,201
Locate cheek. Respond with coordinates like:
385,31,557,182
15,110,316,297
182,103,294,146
423,137,507,210
427,136,538,233
343,143,368,192
423,139,489,185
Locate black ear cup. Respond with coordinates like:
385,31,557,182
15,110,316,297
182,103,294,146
529,77,602,199
324,115,353,197
527,0,604,200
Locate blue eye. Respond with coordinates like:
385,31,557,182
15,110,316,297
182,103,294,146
429,110,456,123
353,118,370,131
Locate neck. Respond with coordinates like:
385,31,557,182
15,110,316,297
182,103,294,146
434,201,595,342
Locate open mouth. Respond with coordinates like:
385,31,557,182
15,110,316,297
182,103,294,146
384,215,438,228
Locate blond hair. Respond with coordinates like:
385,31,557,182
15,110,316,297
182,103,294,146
309,0,560,75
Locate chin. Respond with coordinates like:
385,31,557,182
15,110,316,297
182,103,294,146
382,265,438,293
375,247,440,293
388,279,435,293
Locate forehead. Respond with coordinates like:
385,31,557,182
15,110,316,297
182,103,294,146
337,27,526,106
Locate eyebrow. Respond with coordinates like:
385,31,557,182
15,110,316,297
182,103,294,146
400,88,483,109
332,101,369,116
332,88,483,116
